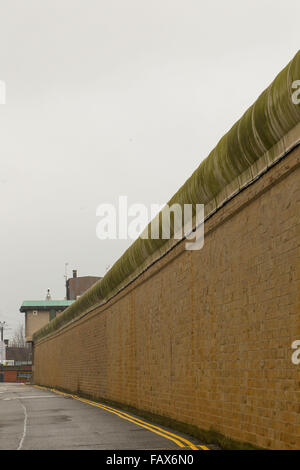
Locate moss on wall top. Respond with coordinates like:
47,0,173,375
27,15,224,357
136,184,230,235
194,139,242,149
33,50,300,343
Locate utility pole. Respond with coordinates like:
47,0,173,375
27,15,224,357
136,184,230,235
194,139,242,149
0,321,6,342
0,321,6,363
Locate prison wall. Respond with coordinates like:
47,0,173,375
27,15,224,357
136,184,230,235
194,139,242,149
33,146,300,450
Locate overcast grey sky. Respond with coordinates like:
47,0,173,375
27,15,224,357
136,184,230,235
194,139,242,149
0,0,299,338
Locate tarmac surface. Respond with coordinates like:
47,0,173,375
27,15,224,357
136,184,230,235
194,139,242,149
0,383,211,450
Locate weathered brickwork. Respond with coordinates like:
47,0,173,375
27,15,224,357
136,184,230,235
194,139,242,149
34,147,300,450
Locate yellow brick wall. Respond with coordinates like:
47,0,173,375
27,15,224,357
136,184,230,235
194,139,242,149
34,147,300,450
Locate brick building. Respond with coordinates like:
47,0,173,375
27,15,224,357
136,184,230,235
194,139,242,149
20,298,74,342
66,270,101,300
20,274,101,342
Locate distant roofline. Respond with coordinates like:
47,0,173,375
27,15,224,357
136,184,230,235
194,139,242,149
67,275,102,281
20,300,74,312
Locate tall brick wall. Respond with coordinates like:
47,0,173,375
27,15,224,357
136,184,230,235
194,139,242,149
34,147,300,450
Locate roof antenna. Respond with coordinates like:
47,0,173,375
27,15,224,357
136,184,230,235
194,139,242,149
64,262,69,284
46,288,52,300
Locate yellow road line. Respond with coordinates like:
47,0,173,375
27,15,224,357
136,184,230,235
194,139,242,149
35,386,187,449
34,385,208,450
71,396,202,451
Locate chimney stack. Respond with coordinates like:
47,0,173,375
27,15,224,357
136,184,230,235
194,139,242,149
73,270,77,278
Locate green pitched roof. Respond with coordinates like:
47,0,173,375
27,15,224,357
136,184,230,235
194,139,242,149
20,300,74,312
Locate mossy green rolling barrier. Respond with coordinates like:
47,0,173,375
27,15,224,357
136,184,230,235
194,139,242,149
33,50,300,343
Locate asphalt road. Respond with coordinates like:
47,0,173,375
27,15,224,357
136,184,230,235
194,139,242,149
0,383,209,450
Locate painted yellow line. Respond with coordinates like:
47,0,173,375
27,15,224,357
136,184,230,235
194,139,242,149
35,386,186,449
34,385,208,450
70,396,201,451
73,397,186,449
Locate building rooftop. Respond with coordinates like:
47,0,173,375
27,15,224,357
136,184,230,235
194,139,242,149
20,300,74,312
